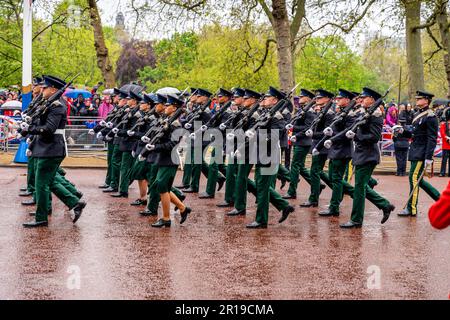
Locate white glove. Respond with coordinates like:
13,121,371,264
323,127,333,137
96,132,103,139
138,155,145,162
88,129,95,135
289,135,297,142
25,116,31,123
324,140,333,149
201,125,208,132
141,136,150,143
392,125,404,134
26,138,31,144
226,133,235,140
106,122,113,128
132,150,135,157
189,132,196,139
285,124,293,130
145,144,155,151
219,123,227,131
312,148,320,156
16,134,22,140
99,120,107,127
20,122,29,131
346,130,355,139
245,130,255,139
305,129,313,137
26,149,32,157
111,128,119,134
127,130,135,136
184,123,192,129
425,159,433,167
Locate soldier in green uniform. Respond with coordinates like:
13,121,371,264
103,88,129,194
217,88,245,207
245,87,295,229
148,94,192,228
340,87,395,228
396,90,441,217
282,89,315,199
21,75,86,228
300,89,334,208
111,90,142,198
199,88,231,199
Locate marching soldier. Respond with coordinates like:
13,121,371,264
396,90,441,217
103,88,129,194
282,89,315,199
340,87,395,228
199,88,231,199
148,94,192,228
110,89,142,198
300,89,334,208
245,87,295,229
21,75,86,228
217,87,245,207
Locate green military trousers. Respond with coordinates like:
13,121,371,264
328,158,351,214
110,144,122,190
105,142,114,186
308,154,332,203
205,147,226,196
119,151,134,194
407,161,441,215
287,146,312,196
34,157,79,222
350,164,391,224
224,161,238,203
27,156,36,194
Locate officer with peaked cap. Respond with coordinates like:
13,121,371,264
397,90,441,217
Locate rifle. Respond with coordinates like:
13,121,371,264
127,106,157,133
138,107,184,161
190,100,232,138
285,98,316,130
303,97,335,137
104,106,140,140
323,85,393,149
184,98,212,129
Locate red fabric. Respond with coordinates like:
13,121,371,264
428,180,450,229
440,122,450,150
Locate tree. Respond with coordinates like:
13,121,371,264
87,0,116,87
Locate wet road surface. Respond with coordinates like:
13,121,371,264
0,167,449,300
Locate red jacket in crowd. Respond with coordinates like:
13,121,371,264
428,180,450,229
440,122,450,150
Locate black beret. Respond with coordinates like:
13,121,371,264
244,89,262,100
299,89,315,99
415,90,434,100
315,89,334,99
265,86,286,100
336,89,356,100
360,87,382,100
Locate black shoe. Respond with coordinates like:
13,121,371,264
318,209,339,217
198,192,214,199
217,178,226,192
72,201,86,223
246,221,267,229
139,209,157,216
75,191,83,199
175,184,189,189
21,199,36,206
280,178,287,190
300,201,318,208
320,184,326,191
381,204,395,224
227,208,246,216
19,191,33,197
20,187,27,192
339,221,362,228
180,207,191,224
216,201,234,207
103,187,118,193
282,193,296,199
111,192,128,198
151,219,171,228
130,199,147,206
398,208,413,217
29,209,52,216
23,220,48,228
279,205,294,223
439,173,445,177
98,184,109,189
182,187,197,193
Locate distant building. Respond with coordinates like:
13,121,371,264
114,12,129,44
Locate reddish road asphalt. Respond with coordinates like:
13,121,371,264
0,167,449,299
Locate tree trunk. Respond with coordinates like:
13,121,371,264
87,0,115,88
404,0,425,101
271,0,295,93
436,0,450,98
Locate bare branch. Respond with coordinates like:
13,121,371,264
0,35,21,49
256,0,274,26
254,38,276,73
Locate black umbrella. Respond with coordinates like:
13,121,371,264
120,83,143,95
